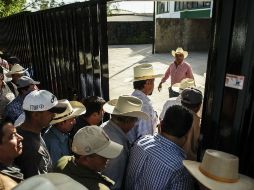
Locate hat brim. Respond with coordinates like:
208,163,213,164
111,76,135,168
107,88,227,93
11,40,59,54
183,160,254,190
48,103,67,114
103,99,149,120
17,81,40,89
6,68,28,78
50,107,86,125
96,140,123,159
172,50,188,59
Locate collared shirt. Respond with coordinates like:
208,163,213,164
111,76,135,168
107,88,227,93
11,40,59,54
5,95,24,123
127,90,158,143
161,61,194,85
101,120,130,190
55,156,114,190
159,95,181,120
0,82,15,119
125,134,194,190
43,127,71,166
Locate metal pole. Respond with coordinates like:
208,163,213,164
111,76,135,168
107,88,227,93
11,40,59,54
152,1,155,54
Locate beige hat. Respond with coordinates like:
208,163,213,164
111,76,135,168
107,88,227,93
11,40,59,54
103,95,149,120
72,125,123,159
132,63,163,82
13,173,88,190
6,64,28,77
172,78,195,93
183,149,254,190
171,47,188,59
50,100,86,125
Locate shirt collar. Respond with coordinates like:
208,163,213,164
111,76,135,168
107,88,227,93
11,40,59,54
132,89,151,103
155,134,186,158
51,127,69,143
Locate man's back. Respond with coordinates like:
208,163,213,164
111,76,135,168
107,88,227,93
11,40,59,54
125,134,193,190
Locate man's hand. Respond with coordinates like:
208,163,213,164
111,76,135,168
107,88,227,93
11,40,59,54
158,82,162,92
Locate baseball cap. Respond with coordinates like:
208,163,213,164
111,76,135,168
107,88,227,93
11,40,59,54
181,87,203,105
22,90,67,113
16,76,40,88
72,125,123,159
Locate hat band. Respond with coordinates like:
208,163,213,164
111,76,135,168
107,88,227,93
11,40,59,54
199,166,239,183
134,75,155,80
53,110,74,121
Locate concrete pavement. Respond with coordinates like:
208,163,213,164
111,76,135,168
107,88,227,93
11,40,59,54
108,44,208,114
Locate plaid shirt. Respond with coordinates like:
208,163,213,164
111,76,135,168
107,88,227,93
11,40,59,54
125,134,194,190
5,95,24,123
161,61,194,85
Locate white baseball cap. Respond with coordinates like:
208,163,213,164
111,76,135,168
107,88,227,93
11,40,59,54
22,90,67,113
72,125,123,159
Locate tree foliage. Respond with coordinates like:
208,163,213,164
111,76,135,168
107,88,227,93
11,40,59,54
0,0,65,18
0,0,26,18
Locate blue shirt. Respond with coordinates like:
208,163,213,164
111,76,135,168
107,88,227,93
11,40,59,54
125,134,194,190
5,95,24,123
127,90,158,143
43,127,70,166
101,120,130,190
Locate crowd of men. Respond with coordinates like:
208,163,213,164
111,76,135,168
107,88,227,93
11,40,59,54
1,48,254,190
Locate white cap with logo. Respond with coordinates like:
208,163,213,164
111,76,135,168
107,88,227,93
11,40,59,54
72,125,123,159
22,90,66,113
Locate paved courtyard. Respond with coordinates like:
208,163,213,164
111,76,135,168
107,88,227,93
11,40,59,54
108,44,208,114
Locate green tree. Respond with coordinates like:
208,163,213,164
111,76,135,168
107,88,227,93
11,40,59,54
0,0,26,18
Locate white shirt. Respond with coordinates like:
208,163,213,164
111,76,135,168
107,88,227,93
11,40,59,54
159,96,181,120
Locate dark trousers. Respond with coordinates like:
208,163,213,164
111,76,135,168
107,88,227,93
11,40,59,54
168,87,180,98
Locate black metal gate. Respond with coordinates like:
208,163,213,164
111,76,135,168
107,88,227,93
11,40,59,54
0,0,109,101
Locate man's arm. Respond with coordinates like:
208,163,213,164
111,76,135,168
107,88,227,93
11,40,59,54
158,66,171,91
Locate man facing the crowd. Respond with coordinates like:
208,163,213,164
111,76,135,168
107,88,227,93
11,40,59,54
158,47,194,97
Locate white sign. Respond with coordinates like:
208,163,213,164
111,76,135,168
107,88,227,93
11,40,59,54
225,74,245,90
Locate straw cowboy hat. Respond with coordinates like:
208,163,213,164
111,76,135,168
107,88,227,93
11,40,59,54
183,149,254,190
172,78,195,93
103,95,149,120
171,47,188,59
6,64,28,77
50,99,86,125
131,63,163,82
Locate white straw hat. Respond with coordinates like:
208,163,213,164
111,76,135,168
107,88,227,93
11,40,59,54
183,149,254,190
72,125,123,159
132,63,163,82
103,95,149,120
13,173,88,190
50,100,86,125
171,47,188,59
172,78,195,93
6,64,28,77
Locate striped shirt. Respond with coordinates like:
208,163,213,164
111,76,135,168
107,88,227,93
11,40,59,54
125,134,194,190
161,61,194,85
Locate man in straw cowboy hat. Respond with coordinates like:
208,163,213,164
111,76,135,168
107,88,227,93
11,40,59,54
128,63,162,144
14,90,67,179
183,149,254,190
125,105,194,190
102,95,149,190
158,47,194,98
43,100,86,165
6,64,28,97
55,125,123,190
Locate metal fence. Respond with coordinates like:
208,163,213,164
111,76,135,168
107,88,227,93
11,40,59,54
0,0,109,101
